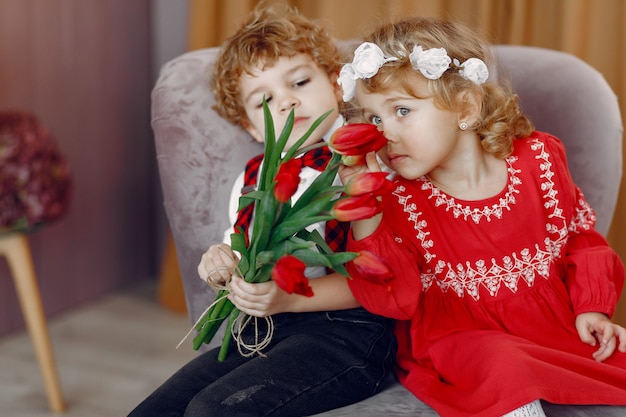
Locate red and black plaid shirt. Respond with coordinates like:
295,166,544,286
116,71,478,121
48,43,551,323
234,145,349,256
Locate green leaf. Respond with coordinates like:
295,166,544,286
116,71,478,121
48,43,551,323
324,251,360,265
256,236,316,266
229,232,250,276
249,187,279,256
274,199,291,227
291,248,333,268
274,237,317,257
257,100,277,192
270,214,334,245
274,110,295,158
280,192,336,227
237,190,265,212
263,110,295,190
330,263,351,277
290,248,358,268
298,229,333,254
250,262,274,283
230,231,247,254
283,109,334,161
289,153,342,213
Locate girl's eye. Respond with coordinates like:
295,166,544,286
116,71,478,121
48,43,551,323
370,115,382,125
396,107,410,117
366,115,383,126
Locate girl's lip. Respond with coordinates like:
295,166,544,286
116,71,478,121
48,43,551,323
387,153,405,165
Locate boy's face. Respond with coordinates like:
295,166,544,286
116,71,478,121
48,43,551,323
239,54,342,150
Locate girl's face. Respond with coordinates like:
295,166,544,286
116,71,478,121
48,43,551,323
239,54,342,150
356,77,463,180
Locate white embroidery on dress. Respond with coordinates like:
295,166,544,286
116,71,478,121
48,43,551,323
569,197,596,232
394,184,437,263
420,158,521,224
395,137,571,301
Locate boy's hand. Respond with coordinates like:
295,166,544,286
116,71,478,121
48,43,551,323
227,276,291,317
575,312,626,362
197,243,238,290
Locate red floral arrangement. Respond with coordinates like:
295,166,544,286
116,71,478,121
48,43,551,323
185,102,392,360
0,110,72,233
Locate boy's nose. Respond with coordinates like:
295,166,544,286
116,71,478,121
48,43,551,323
280,97,300,112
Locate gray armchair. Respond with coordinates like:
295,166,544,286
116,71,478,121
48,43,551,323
151,45,624,416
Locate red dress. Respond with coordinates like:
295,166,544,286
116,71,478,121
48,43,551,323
347,132,626,417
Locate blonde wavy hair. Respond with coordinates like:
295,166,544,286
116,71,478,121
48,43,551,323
357,17,533,158
211,3,341,128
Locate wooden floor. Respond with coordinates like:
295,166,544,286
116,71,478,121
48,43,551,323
0,281,197,417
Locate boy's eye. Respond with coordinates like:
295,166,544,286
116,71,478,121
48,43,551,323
370,115,382,125
256,96,272,108
293,78,310,88
396,107,410,117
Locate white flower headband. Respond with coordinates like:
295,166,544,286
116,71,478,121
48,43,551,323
338,42,489,101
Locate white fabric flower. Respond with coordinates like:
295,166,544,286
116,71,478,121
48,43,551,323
351,42,389,78
338,42,398,101
409,45,451,80
338,41,488,102
459,57,489,85
337,64,357,101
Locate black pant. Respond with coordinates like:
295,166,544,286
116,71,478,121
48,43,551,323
128,308,396,417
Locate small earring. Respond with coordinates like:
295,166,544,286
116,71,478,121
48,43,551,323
459,122,468,131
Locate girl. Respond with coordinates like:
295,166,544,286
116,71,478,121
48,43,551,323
128,4,395,417
338,16,626,417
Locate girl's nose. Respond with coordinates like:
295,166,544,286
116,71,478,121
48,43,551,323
381,126,399,144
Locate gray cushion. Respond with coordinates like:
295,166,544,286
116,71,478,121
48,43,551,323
151,44,624,417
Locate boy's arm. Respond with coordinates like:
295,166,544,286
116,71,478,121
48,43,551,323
197,170,245,288
227,272,360,317
222,170,246,244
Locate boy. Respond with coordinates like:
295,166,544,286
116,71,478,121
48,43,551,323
128,4,395,417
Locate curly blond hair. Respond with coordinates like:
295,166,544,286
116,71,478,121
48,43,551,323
357,17,533,159
211,3,341,128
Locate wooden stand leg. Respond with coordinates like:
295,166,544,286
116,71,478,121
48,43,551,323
157,228,187,314
0,233,67,413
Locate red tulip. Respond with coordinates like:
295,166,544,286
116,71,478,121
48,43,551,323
273,158,302,202
352,251,393,283
345,172,393,197
340,154,365,167
271,255,314,297
331,194,381,221
329,123,387,156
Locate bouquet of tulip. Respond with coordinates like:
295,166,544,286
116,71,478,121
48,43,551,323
189,101,391,361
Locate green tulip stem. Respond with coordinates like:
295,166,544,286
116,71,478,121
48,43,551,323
217,307,240,361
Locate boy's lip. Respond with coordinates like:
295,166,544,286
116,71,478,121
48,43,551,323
293,116,309,126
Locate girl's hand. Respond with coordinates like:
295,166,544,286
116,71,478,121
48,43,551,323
227,277,292,317
575,312,626,362
197,243,238,290
338,152,385,240
338,151,381,185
